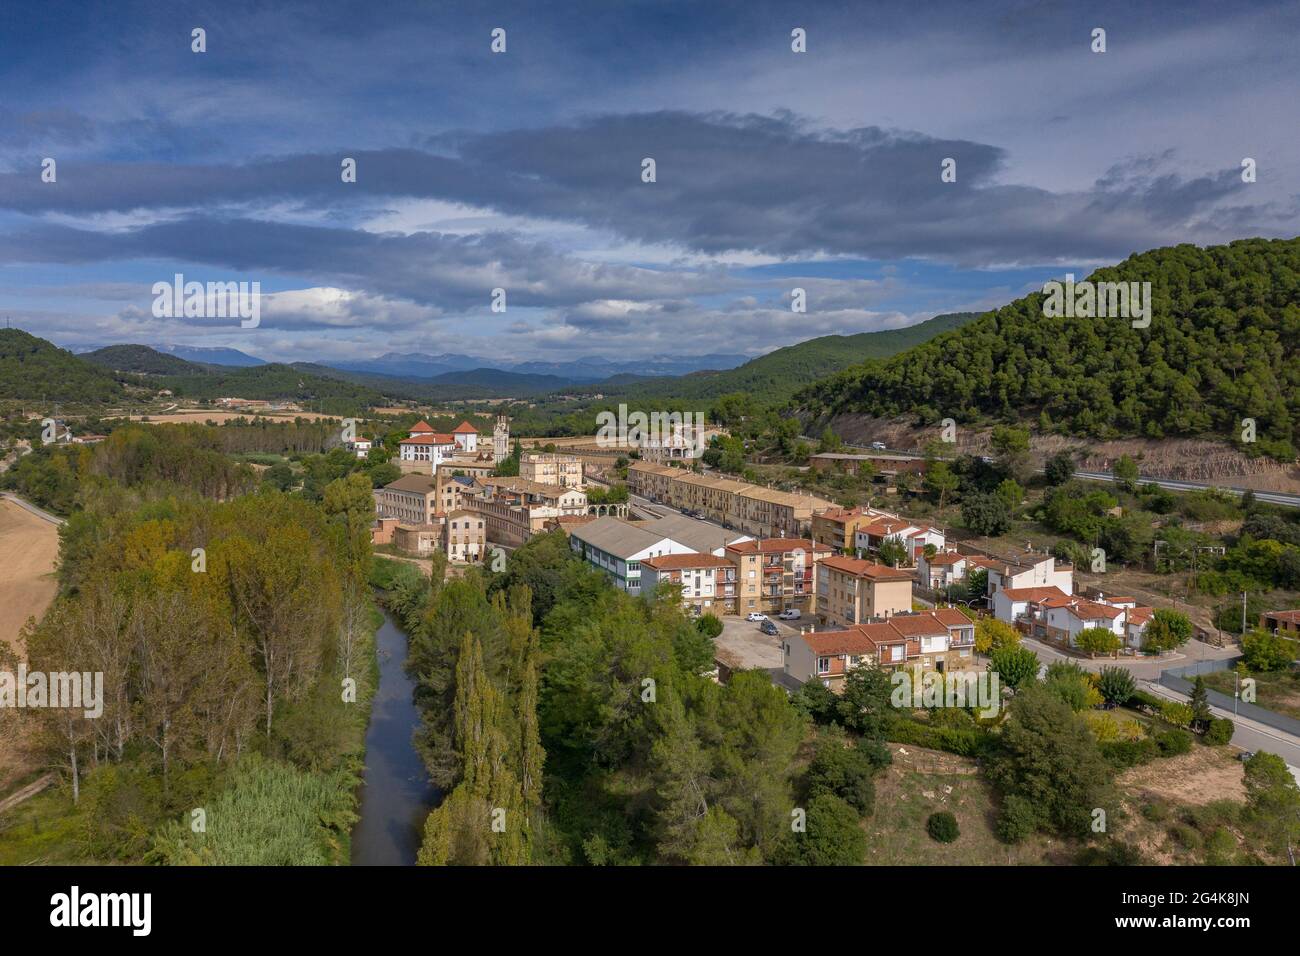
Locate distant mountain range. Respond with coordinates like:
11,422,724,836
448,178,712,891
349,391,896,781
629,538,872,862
331,352,748,382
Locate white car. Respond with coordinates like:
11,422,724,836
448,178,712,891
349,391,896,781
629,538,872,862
871,441,887,451
777,609,801,620
745,612,767,623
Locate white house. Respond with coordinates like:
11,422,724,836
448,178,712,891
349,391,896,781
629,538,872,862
348,438,372,459
991,586,1070,627
1039,595,1126,645
854,518,944,563
917,551,967,590
979,551,1074,597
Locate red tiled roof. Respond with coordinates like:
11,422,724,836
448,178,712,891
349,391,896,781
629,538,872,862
1264,609,1300,623
401,433,456,445
804,630,878,656
409,420,435,433
641,553,733,570
1125,606,1155,626
858,517,916,537
999,586,1069,602
818,554,913,581
452,421,478,434
726,538,826,555
926,552,965,566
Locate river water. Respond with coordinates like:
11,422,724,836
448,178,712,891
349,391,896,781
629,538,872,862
351,609,438,865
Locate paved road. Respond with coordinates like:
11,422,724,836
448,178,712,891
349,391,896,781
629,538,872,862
1074,470,1300,509
1140,679,1300,774
0,492,64,526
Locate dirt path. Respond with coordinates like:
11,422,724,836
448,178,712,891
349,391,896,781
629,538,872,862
0,497,59,650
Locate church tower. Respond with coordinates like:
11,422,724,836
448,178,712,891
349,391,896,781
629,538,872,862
493,415,510,463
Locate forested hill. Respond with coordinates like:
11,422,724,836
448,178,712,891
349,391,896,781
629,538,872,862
799,238,1300,457
0,329,127,403
84,344,207,375
608,311,981,404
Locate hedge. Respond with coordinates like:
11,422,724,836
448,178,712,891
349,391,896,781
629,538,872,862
1203,717,1235,746
887,719,994,758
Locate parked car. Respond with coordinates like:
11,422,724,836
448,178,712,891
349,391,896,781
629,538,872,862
760,620,780,636
1237,751,1256,762
777,608,801,620
746,612,767,623
871,441,887,450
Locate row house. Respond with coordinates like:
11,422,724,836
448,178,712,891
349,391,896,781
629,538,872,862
810,505,895,553
640,553,737,615
626,461,832,538
443,509,486,563
725,538,833,617
783,608,976,691
816,555,914,628
376,474,438,525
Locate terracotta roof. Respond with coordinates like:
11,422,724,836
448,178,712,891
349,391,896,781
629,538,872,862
408,420,435,433
725,537,823,555
804,630,878,656
858,517,916,537
818,554,913,580
1041,596,1124,620
999,586,1069,602
926,552,965,566
641,553,734,571
400,433,456,445
1125,606,1155,626
452,421,478,434
383,475,438,493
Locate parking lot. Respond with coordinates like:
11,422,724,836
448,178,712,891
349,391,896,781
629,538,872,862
714,613,804,687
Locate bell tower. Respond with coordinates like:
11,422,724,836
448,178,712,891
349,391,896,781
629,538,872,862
493,416,510,463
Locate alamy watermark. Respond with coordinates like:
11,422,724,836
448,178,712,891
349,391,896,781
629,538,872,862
891,665,1000,718
152,273,261,328
1,665,104,718
595,403,707,457
1041,273,1150,328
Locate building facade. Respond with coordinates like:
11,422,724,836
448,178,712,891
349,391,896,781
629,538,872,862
816,555,914,628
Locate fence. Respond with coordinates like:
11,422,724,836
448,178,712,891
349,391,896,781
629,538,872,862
1158,657,1300,738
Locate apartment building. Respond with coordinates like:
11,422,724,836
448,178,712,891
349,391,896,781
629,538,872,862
725,538,832,617
443,509,486,563
640,553,737,615
461,477,588,548
816,554,914,628
568,516,695,593
521,452,584,489
377,474,438,525
810,506,880,553
783,608,975,691
626,460,832,537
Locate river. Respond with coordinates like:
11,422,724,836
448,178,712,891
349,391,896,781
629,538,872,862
351,609,439,865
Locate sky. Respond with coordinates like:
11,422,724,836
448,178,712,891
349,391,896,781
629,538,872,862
0,0,1296,366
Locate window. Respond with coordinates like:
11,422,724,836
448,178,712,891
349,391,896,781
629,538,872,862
816,657,830,675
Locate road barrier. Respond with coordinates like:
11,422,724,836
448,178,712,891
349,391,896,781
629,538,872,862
1159,657,1300,737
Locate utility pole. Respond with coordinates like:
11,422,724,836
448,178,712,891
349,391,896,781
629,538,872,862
1242,590,1248,636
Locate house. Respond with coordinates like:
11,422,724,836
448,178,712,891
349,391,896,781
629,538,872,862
568,516,696,593
347,438,372,459
853,517,944,563
443,509,485,563
370,516,400,546
815,554,914,628
640,553,737,615
1037,594,1126,645
976,550,1074,597
725,538,832,617
991,586,1070,628
376,475,438,525
783,608,976,691
917,551,967,590
1122,606,1155,649
810,506,885,553
393,523,443,556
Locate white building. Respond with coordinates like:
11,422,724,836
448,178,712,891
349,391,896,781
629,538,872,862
916,551,967,590
398,421,457,468
977,551,1074,598
451,421,479,454
348,438,372,459
568,516,695,594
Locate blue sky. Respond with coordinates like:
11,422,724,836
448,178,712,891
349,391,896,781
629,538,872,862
1,0,1296,365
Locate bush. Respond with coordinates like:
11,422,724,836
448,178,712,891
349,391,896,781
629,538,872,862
1155,728,1194,757
1141,801,1169,822
1169,823,1203,851
926,811,960,843
1100,738,1159,769
995,794,1041,844
1159,701,1194,729
806,735,879,817
1203,717,1235,746
1076,841,1145,866
695,613,723,639
887,718,992,758
772,795,867,866
1096,666,1136,706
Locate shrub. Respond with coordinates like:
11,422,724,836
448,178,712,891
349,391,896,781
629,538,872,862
1141,801,1169,822
926,811,960,843
695,613,723,638
1096,666,1136,706
1100,738,1158,769
1169,823,1203,851
995,794,1041,844
1159,701,1194,729
1128,690,1165,716
1155,728,1194,757
806,734,879,817
1076,841,1145,866
1203,717,1235,746
887,718,992,758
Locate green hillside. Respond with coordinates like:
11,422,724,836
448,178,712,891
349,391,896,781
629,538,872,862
0,329,127,403
84,344,207,375
612,311,981,404
156,363,388,410
800,238,1300,457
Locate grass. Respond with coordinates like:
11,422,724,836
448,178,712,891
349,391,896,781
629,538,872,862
1202,668,1300,720
0,786,87,865
864,745,1064,865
